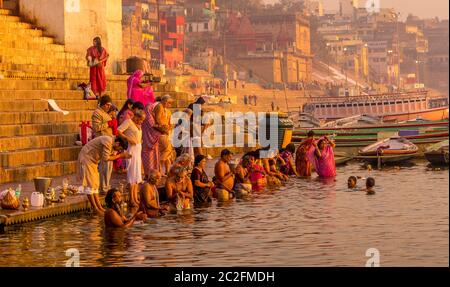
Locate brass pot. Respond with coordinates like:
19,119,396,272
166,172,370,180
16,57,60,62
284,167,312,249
22,198,30,210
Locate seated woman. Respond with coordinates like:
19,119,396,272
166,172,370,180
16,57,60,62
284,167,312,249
247,151,267,192
259,149,284,187
280,143,299,176
127,69,155,108
234,155,254,197
191,155,214,207
309,136,337,178
104,188,146,228
169,153,193,177
140,170,166,217
268,152,289,181
165,166,194,213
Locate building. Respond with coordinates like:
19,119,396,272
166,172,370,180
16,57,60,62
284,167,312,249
339,0,358,18
304,0,324,17
159,3,186,69
185,0,216,33
424,19,449,92
326,39,369,81
122,0,160,66
224,12,313,86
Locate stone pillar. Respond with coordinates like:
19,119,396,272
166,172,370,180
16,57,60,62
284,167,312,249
19,0,123,74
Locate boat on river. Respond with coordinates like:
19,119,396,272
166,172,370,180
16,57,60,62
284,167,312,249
424,140,449,166
356,137,419,165
297,90,448,122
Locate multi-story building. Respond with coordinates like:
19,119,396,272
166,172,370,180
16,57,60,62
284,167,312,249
159,3,186,69
185,0,216,33
224,12,313,86
122,0,160,67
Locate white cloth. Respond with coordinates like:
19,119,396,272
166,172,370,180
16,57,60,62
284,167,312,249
126,143,143,185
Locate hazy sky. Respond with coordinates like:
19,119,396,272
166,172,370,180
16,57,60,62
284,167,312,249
262,0,449,20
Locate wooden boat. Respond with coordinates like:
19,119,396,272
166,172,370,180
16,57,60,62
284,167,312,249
359,137,419,156
424,140,449,166
334,151,353,165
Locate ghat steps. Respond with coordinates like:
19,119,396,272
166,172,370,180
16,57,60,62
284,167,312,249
0,8,192,184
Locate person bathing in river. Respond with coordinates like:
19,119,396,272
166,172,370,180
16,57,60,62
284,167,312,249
169,153,193,177
280,143,299,176
309,136,337,178
347,176,358,190
234,155,254,196
104,188,147,228
139,170,167,217
166,166,194,212
213,149,236,200
295,130,316,177
365,177,376,195
191,155,214,207
246,151,267,192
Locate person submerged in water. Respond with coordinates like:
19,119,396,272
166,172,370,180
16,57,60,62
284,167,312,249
365,177,376,195
166,166,194,212
104,188,147,228
213,149,236,199
347,176,358,190
139,170,167,217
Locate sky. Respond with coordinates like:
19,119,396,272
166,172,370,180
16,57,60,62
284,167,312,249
262,0,449,20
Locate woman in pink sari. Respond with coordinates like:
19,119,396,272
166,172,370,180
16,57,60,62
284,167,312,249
308,136,337,178
127,70,155,107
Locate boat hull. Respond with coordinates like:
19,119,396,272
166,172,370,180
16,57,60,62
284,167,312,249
355,154,417,165
382,107,449,122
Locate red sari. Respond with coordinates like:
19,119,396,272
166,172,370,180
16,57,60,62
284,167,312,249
86,46,108,95
295,138,314,177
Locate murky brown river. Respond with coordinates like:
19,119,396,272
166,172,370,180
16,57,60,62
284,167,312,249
0,160,448,266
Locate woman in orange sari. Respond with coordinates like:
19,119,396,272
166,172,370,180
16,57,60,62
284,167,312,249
295,130,315,177
86,37,109,97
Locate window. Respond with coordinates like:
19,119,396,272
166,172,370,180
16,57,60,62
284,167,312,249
189,24,193,33
204,22,209,30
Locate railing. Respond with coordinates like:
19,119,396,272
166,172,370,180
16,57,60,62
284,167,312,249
294,90,429,105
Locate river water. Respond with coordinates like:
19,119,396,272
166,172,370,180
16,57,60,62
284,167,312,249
0,160,448,267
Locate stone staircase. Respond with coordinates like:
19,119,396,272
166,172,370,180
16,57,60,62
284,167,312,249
0,7,193,184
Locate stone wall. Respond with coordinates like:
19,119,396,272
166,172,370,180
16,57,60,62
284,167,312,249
19,0,123,74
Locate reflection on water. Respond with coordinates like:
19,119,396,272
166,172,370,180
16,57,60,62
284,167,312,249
0,160,448,266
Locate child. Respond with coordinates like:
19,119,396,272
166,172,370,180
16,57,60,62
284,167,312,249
365,177,376,195
347,176,357,190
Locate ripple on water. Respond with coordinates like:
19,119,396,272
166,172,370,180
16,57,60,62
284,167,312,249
0,160,448,266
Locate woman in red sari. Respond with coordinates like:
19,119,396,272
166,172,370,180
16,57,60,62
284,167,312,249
295,130,315,177
86,37,109,97
127,70,155,108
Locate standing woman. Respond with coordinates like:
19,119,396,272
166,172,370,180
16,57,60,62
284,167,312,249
309,136,337,178
295,130,315,177
117,99,135,125
127,69,155,107
86,37,109,98
118,110,146,209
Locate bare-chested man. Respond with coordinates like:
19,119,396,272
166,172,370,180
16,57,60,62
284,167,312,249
214,149,235,196
165,166,193,213
139,170,166,217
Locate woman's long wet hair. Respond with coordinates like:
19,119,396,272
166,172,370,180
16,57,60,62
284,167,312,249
117,99,135,120
94,36,102,53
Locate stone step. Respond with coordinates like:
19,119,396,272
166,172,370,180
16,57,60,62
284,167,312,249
0,53,85,67
0,21,34,30
0,146,81,168
0,46,78,59
0,9,12,15
0,64,88,78
0,99,99,112
0,15,20,22
0,122,80,137
0,89,119,100
0,110,93,125
0,160,77,184
0,78,129,90
0,133,78,151
0,38,66,52
0,27,43,37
